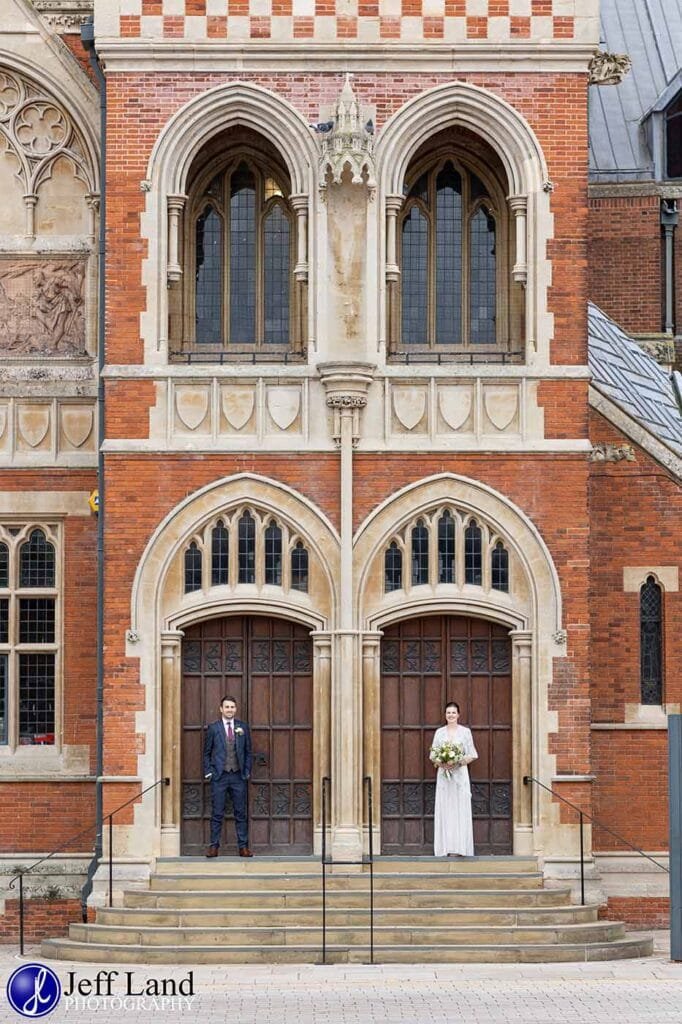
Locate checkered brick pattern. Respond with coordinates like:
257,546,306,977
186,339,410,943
111,0,597,42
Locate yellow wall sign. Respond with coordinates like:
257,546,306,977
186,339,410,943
89,489,99,514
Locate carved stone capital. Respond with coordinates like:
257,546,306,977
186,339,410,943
318,361,375,446
325,394,368,409
589,51,632,86
552,630,568,646
589,443,636,463
318,74,376,198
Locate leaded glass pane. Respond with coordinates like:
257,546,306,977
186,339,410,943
195,204,223,344
407,173,428,201
211,522,229,586
20,530,55,588
264,521,283,586
19,599,55,644
469,206,496,344
401,206,428,344
465,520,482,586
229,163,256,344
435,163,462,345
0,598,7,645
263,204,290,345
0,544,8,588
184,543,202,593
238,512,256,584
291,542,309,593
19,652,55,742
411,520,429,586
491,542,509,593
0,654,6,744
385,542,402,592
640,576,662,704
438,511,455,583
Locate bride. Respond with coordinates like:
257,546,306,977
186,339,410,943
431,701,478,857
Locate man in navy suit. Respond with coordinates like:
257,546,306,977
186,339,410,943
203,695,253,857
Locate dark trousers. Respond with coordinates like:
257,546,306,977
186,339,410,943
210,771,248,849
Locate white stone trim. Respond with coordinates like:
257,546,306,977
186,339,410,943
590,386,682,480
623,566,679,593
0,491,91,515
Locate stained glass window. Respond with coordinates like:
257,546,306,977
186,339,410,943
411,520,429,586
491,541,509,593
385,542,403,592
438,511,455,583
184,542,202,593
195,204,223,344
435,164,462,345
264,205,290,345
401,206,428,345
469,206,496,344
640,576,663,705
291,542,309,593
264,521,283,586
464,520,482,586
20,530,55,588
0,544,8,588
238,512,256,584
211,521,229,586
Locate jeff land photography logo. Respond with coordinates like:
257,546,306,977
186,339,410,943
6,963,61,1018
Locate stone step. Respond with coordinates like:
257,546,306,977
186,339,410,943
148,872,544,892
124,886,573,910
98,903,600,928
66,921,626,947
41,935,654,965
153,856,540,876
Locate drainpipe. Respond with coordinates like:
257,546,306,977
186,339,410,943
80,16,106,918
661,200,678,335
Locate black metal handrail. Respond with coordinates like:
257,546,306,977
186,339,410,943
320,776,375,965
524,775,669,906
8,777,169,955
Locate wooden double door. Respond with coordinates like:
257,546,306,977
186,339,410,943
381,615,513,855
181,616,314,856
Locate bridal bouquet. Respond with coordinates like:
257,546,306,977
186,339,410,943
429,740,465,777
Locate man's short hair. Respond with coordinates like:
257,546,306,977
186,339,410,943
220,695,238,706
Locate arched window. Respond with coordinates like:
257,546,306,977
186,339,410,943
176,135,303,361
491,541,509,593
264,521,283,586
184,542,202,593
20,529,55,588
464,520,482,586
0,543,8,588
238,512,256,584
666,91,682,178
411,520,429,585
640,576,663,705
437,511,455,584
387,131,516,360
385,542,402,593
211,521,229,586
291,542,309,593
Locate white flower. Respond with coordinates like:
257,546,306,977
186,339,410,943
235,727,244,735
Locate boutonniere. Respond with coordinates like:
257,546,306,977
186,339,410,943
235,727,244,735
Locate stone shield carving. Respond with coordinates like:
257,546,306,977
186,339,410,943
0,406,6,441
267,388,300,431
175,387,209,431
483,386,518,432
61,406,93,449
222,388,255,431
18,405,50,448
393,387,426,431
438,386,473,431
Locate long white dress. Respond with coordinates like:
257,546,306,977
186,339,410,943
432,724,478,857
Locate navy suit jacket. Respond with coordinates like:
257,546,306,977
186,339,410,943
203,718,253,781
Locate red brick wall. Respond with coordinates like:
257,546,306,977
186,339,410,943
0,784,95,853
105,70,588,366
589,411,681,852
588,194,662,334
0,899,94,942
599,897,669,930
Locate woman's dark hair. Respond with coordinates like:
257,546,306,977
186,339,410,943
445,701,460,714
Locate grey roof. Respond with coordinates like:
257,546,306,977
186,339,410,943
589,0,682,181
588,302,682,456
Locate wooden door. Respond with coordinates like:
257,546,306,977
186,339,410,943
381,615,512,855
181,616,314,855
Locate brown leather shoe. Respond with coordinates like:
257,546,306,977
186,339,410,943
205,845,219,858
239,847,254,858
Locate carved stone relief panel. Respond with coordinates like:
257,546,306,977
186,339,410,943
0,258,86,356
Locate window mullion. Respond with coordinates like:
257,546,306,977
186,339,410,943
427,173,436,349
257,175,264,349
462,175,470,350
224,173,230,346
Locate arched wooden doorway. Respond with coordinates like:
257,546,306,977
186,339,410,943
380,615,512,855
180,615,314,855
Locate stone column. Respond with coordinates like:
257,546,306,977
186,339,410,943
166,195,186,283
290,194,309,282
160,629,184,855
385,195,403,283
318,362,375,862
312,631,332,854
510,630,533,854
362,631,383,854
509,195,527,285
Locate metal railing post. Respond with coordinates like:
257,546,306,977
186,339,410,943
365,776,374,965
108,814,113,908
579,811,585,906
321,776,329,965
18,873,24,957
670,715,681,961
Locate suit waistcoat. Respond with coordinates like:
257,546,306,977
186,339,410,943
223,726,239,773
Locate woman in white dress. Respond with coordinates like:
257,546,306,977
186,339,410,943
432,701,478,857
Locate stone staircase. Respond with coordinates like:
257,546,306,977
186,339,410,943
41,856,653,964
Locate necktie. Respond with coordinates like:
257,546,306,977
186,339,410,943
227,722,234,741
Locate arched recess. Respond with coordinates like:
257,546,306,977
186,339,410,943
141,82,318,363
374,82,551,361
128,473,339,857
353,473,563,856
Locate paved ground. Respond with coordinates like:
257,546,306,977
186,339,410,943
0,934,680,1024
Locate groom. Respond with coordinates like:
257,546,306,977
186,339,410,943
203,695,253,857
